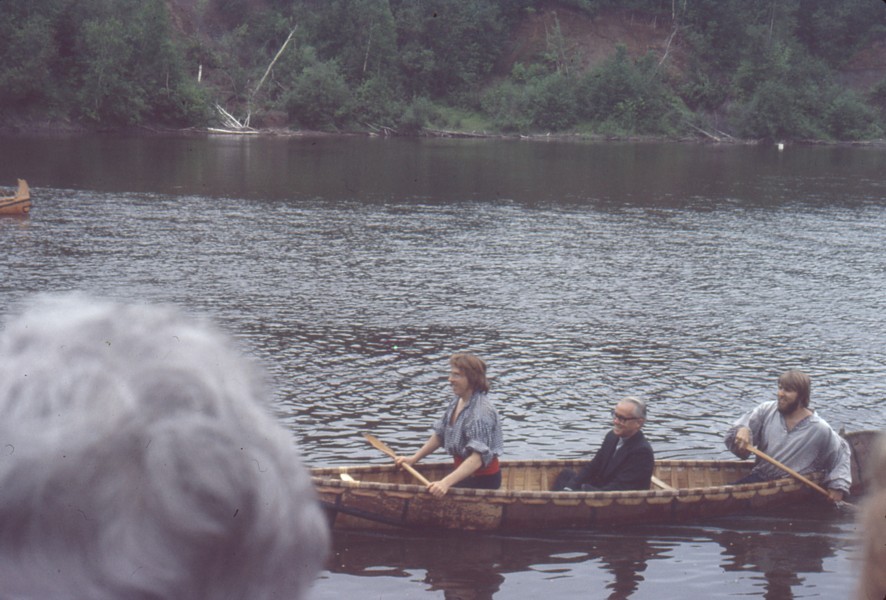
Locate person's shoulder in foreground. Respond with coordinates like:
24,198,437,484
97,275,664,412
0,293,330,600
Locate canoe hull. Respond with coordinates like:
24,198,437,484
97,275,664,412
312,459,812,532
0,179,30,215
312,431,877,532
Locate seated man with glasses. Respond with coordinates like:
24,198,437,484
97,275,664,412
552,396,654,491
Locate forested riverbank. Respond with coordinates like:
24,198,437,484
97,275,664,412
2,0,885,142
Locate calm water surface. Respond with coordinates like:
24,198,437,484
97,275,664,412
1,134,883,599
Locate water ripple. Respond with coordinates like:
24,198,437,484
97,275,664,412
1,169,884,467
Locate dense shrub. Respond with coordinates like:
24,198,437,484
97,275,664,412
525,74,580,131
284,60,350,129
0,10,59,110
348,76,405,129
728,41,880,141
481,80,532,132
578,47,685,135
825,91,881,140
398,97,439,134
732,80,821,140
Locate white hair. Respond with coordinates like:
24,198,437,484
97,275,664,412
0,294,329,599
620,396,647,419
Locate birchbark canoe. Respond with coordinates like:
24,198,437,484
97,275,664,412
312,430,878,532
0,179,30,215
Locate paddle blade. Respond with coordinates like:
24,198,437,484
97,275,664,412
363,433,397,459
362,433,432,487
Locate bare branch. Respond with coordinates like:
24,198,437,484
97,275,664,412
245,25,298,127
252,25,298,101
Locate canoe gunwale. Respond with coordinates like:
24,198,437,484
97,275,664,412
311,459,804,501
312,478,806,505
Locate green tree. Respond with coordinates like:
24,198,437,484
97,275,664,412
298,0,398,85
825,90,881,140
348,75,405,128
796,0,886,66
579,46,684,135
75,16,143,123
2,0,884,138
481,80,532,132
0,4,61,111
283,53,350,129
55,0,208,126
729,41,875,140
526,73,579,130
391,0,508,102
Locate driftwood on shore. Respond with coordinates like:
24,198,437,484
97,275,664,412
211,25,298,134
213,104,256,132
684,121,741,143
422,128,502,139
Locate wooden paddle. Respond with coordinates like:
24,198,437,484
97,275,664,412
363,433,431,487
746,445,854,508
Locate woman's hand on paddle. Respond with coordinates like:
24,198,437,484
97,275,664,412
426,453,482,497
395,455,416,469
396,434,440,473
427,480,451,497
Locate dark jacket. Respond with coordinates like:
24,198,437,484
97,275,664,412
556,430,654,492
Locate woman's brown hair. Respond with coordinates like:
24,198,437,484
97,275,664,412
450,353,489,394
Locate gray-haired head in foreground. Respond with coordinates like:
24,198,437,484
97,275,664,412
621,396,647,419
0,294,329,600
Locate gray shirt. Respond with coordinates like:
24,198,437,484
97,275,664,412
433,391,503,468
724,400,851,493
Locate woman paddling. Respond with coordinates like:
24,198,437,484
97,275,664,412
396,353,503,497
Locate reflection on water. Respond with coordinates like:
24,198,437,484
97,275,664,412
1,135,883,599
326,531,664,600
2,135,885,209
317,504,853,600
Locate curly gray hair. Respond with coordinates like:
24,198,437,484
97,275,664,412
0,294,329,599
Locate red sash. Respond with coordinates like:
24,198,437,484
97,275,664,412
453,455,500,476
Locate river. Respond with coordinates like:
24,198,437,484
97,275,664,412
1,133,883,599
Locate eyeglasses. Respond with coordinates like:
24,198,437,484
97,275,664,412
611,410,641,423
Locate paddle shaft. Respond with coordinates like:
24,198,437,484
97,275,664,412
746,445,851,506
363,433,432,486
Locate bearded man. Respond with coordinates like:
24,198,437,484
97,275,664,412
725,369,851,503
